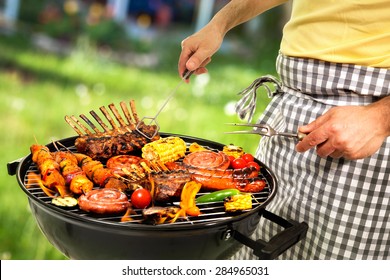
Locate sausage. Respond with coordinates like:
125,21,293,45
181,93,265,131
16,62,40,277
179,150,265,192
183,150,230,170
78,188,130,215
189,170,264,192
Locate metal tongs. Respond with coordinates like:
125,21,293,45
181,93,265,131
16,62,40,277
136,70,193,139
226,123,306,141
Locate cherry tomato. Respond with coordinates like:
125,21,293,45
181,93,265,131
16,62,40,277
231,158,247,169
131,188,152,209
228,155,235,168
242,153,255,163
246,161,261,172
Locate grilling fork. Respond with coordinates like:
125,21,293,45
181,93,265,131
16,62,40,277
225,123,306,141
135,70,193,140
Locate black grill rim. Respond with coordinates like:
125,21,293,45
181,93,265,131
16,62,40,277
16,133,278,231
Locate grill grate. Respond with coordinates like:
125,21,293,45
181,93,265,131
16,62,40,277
22,142,273,227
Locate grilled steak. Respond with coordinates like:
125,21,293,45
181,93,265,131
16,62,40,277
150,170,191,203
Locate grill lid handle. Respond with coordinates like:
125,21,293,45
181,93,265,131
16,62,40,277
232,209,308,260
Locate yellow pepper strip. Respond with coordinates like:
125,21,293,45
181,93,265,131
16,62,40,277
180,181,202,216
189,142,207,153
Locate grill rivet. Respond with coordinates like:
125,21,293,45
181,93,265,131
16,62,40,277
222,229,233,241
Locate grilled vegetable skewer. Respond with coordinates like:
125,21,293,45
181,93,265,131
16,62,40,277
30,144,71,197
53,151,94,195
74,153,128,191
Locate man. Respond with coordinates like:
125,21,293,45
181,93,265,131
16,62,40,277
178,0,390,259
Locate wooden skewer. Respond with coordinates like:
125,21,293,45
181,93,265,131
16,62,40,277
149,161,161,172
140,161,152,174
156,161,169,172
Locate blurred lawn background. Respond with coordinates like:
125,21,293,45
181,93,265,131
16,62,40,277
0,0,285,259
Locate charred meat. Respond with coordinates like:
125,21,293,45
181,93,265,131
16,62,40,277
149,170,192,203
65,100,160,160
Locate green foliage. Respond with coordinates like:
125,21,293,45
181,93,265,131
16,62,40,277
41,14,82,40
83,20,130,50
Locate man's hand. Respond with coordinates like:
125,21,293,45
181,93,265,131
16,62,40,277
178,0,288,81
295,104,390,160
178,24,223,81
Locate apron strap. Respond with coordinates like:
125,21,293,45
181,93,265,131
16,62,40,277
235,75,282,123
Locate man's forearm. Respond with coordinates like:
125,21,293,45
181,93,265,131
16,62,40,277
209,0,289,36
369,95,390,136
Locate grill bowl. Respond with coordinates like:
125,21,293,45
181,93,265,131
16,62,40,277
11,133,280,259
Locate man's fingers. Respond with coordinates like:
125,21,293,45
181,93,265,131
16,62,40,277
296,129,329,153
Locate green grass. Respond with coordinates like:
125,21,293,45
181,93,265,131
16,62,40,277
0,30,278,259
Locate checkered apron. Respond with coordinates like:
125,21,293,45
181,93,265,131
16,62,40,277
232,53,390,259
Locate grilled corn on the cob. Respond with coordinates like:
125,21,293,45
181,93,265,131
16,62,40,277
141,136,186,164
224,193,252,212
223,144,244,158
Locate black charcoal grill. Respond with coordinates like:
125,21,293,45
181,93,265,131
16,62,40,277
7,133,308,260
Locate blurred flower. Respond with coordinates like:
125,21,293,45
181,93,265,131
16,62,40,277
0,251,11,260
174,107,188,121
87,3,105,25
141,96,154,109
10,97,26,111
64,0,79,15
38,4,61,24
192,73,210,97
224,101,237,116
75,83,91,105
92,83,106,96
137,13,152,29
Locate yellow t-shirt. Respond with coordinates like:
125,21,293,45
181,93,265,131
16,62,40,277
280,0,390,68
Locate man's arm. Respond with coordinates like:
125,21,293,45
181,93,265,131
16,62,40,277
178,0,289,77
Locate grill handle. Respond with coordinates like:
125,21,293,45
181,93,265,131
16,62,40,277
232,209,308,259
7,158,23,176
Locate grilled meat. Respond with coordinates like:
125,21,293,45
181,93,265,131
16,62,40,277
74,125,158,160
149,170,192,203
65,100,160,160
